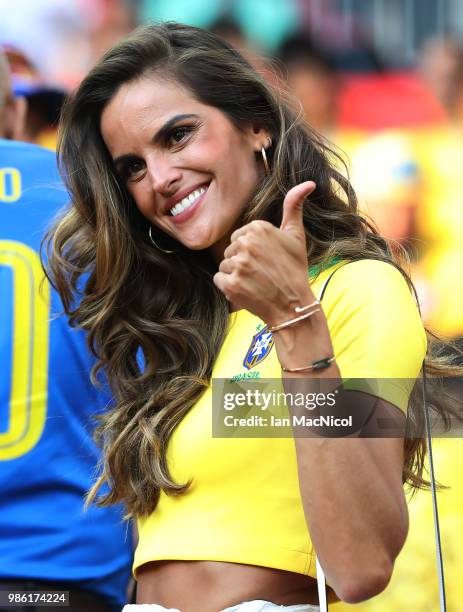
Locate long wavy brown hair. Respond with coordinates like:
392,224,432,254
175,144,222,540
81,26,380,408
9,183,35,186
46,22,462,518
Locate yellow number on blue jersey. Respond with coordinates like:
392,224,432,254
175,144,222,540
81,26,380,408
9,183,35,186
0,168,22,203
0,240,50,459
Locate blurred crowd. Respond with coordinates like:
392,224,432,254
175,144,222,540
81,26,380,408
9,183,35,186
2,0,463,342
1,1,463,611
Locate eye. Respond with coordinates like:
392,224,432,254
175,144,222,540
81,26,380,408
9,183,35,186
118,158,146,182
168,125,194,146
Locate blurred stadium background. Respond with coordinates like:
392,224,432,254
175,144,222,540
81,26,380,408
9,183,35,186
1,1,462,610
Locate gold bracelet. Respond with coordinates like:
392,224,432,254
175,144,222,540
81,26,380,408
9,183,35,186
281,355,336,373
294,299,320,313
268,300,320,333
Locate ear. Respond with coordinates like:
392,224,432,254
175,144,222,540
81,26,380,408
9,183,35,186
3,95,27,141
246,124,272,152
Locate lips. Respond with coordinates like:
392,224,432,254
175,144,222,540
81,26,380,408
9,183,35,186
168,184,209,224
163,181,211,215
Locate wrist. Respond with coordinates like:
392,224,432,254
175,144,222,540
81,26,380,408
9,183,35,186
265,285,317,327
273,309,334,364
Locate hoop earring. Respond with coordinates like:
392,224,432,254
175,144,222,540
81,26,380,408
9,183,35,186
148,226,177,254
261,137,272,176
261,146,270,176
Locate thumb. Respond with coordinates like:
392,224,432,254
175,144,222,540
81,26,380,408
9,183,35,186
280,181,316,234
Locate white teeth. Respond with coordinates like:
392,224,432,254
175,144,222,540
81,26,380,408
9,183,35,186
169,186,207,216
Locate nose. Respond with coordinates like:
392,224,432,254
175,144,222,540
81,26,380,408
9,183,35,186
146,154,182,195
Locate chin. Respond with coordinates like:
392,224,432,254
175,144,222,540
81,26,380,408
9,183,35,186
177,230,219,252
185,242,212,252
171,239,212,255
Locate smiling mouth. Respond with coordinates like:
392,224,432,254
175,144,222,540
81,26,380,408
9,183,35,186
168,183,210,216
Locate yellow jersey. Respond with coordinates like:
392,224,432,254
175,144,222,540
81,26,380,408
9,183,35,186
134,259,427,580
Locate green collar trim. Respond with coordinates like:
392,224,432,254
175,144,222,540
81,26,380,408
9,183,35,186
308,256,343,279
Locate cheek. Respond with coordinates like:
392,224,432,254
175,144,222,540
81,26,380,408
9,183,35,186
196,128,255,176
192,132,230,169
216,143,259,193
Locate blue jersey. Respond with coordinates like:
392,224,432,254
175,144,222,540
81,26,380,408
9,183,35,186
0,140,133,608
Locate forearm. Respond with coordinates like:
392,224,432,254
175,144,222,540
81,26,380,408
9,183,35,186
270,301,408,602
293,435,408,602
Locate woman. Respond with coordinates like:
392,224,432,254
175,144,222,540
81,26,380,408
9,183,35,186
46,23,457,612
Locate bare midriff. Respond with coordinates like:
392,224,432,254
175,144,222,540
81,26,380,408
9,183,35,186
137,560,330,611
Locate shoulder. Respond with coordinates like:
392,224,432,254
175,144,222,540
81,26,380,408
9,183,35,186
323,258,410,293
0,139,66,206
0,138,60,183
0,138,55,163
0,139,61,185
320,259,427,380
320,259,419,314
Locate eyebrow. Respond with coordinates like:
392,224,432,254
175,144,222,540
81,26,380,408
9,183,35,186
113,113,200,167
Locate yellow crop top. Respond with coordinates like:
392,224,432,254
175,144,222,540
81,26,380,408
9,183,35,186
134,259,427,580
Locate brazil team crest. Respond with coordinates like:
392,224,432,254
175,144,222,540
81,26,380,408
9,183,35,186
243,326,274,370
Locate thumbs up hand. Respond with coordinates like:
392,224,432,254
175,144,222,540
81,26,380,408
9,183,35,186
213,181,318,323
280,181,317,236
